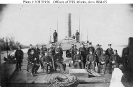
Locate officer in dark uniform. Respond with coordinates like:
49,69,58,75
35,45,40,58
75,30,80,42
41,45,47,56
53,30,58,43
99,50,108,74
55,44,63,57
69,44,75,63
15,45,24,71
28,49,39,76
73,50,84,69
48,43,56,70
87,42,95,55
43,52,53,74
110,50,120,70
95,44,103,66
86,50,96,71
74,44,78,55
27,44,34,56
34,45,40,73
40,45,47,69
79,43,87,68
106,44,114,74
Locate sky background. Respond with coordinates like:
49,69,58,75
0,4,133,55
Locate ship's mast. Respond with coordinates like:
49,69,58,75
50,28,51,43
79,14,80,42
57,17,58,42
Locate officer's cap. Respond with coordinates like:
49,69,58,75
108,44,112,46
114,49,117,52
97,44,100,46
89,42,92,45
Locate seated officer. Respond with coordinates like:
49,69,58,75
99,51,108,74
43,52,53,74
73,50,84,69
54,52,66,73
86,51,96,71
110,50,120,70
29,50,40,76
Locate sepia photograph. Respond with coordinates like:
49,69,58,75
0,4,133,87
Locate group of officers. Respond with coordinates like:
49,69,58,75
14,41,128,76
68,42,122,74
26,44,66,76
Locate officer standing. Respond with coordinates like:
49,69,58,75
35,45,40,58
74,44,78,55
53,30,58,43
79,43,87,68
69,44,75,63
95,44,103,66
41,45,47,56
48,43,56,70
15,45,24,71
106,44,114,74
110,50,120,70
75,30,80,42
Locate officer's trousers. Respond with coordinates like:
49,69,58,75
74,62,84,69
16,60,22,70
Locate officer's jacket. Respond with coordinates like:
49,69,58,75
99,54,108,63
106,48,113,56
28,54,39,64
41,47,47,55
55,47,63,56
48,47,55,56
43,55,52,63
87,46,95,54
35,48,40,57
53,32,58,37
27,48,35,55
69,47,75,55
79,47,86,55
74,48,78,55
73,54,83,62
110,54,120,63
75,32,80,37
15,49,24,61
95,48,103,56
86,54,96,62
54,53,63,62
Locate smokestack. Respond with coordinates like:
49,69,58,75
68,13,71,38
